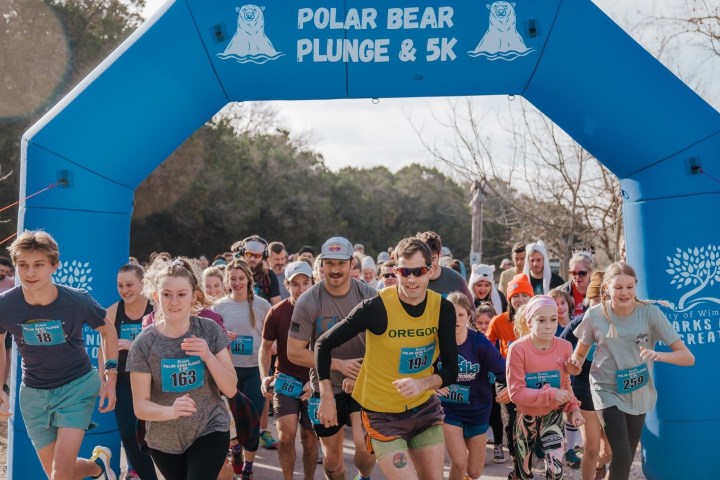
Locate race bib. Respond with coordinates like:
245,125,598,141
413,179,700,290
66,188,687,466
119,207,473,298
275,373,303,399
441,384,470,404
586,344,596,362
308,397,321,425
22,320,65,346
488,371,496,384
120,323,142,341
525,370,561,389
616,364,649,394
398,342,435,374
231,335,253,356
161,356,204,393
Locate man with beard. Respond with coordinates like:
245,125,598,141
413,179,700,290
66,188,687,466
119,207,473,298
287,237,377,480
232,236,281,305
268,242,290,299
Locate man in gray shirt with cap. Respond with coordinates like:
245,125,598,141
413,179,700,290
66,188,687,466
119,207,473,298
288,236,377,480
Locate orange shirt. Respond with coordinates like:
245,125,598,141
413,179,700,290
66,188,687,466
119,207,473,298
485,312,517,359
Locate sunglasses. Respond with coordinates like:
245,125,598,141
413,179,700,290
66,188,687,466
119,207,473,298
394,266,431,278
569,270,588,278
244,252,263,260
382,273,396,279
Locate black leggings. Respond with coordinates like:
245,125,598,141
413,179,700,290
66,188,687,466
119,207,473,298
597,406,645,480
489,394,504,446
150,430,230,480
114,382,158,480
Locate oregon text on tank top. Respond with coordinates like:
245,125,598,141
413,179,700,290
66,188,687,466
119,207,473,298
115,300,153,383
353,288,441,413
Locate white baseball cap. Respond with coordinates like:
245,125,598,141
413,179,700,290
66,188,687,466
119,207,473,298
285,261,313,281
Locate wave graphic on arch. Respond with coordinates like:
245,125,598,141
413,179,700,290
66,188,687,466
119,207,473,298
467,49,535,61
216,52,285,64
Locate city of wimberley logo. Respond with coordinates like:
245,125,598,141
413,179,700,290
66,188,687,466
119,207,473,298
664,245,720,345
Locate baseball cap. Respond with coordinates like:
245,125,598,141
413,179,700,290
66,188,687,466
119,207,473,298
320,237,354,260
377,251,391,264
440,246,452,257
285,261,313,281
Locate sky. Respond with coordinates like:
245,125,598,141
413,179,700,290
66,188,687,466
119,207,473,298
142,0,719,172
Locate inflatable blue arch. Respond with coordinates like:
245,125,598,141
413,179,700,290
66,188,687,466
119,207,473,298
13,0,720,478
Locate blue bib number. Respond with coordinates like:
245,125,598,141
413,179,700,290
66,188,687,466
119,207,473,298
275,373,303,399
525,370,561,389
399,343,435,374
616,364,649,394
120,323,142,341
488,371,496,384
22,321,65,346
161,356,204,393
308,397,321,425
231,336,253,356
586,344,596,362
441,384,470,404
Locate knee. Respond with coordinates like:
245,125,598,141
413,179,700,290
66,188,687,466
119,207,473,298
467,465,482,479
323,449,343,470
453,457,469,473
278,432,296,449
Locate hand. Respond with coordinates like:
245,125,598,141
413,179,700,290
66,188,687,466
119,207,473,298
639,346,661,361
435,387,449,397
168,394,196,420
566,356,582,376
393,378,425,398
318,396,338,428
98,380,117,413
227,331,238,341
566,410,585,428
554,388,573,404
300,382,313,401
495,387,511,404
332,358,363,380
118,339,132,351
342,378,355,394
261,376,274,398
181,336,211,361
0,390,12,418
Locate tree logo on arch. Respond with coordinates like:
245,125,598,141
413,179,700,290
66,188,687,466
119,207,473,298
52,260,94,291
666,245,720,311
468,1,535,61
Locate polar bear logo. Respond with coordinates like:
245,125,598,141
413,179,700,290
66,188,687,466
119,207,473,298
468,2,535,61
217,5,284,64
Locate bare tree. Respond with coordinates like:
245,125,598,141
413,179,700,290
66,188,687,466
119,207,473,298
413,98,624,277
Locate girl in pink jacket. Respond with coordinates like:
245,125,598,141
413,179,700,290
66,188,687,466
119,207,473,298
506,295,584,480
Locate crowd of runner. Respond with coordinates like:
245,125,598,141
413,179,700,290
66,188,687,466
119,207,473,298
0,230,695,480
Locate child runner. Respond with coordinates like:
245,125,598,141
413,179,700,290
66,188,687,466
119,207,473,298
475,301,506,464
569,262,694,480
0,230,118,479
211,259,272,479
126,257,237,479
203,266,227,301
468,264,507,313
105,263,158,480
486,273,534,459
561,271,611,480
506,295,584,480
439,292,506,480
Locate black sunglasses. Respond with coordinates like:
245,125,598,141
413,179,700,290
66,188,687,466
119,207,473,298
394,266,431,278
382,273,396,279
569,270,589,278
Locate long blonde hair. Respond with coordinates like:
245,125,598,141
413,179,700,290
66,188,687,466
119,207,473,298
513,305,529,339
225,259,258,329
601,262,670,338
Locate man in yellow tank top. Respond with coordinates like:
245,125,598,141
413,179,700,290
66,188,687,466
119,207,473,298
315,237,458,480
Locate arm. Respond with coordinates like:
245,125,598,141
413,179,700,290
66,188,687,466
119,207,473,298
314,302,372,382
130,371,197,421
433,300,459,388
567,341,591,375
258,338,274,396
640,339,695,366
181,336,237,398
287,337,315,369
0,332,9,416
96,318,118,413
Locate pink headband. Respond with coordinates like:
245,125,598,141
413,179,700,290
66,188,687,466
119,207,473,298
524,295,558,321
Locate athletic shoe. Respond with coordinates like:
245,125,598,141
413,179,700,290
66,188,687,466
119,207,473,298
353,473,370,480
565,448,582,469
493,444,506,463
241,470,254,480
594,464,608,480
259,430,278,449
90,446,117,480
124,470,139,480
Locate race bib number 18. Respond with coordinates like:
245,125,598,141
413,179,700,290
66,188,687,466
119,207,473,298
22,320,65,346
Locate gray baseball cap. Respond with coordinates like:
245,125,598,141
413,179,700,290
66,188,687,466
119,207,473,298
320,237,354,260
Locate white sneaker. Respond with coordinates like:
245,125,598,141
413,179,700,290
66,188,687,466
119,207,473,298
90,446,117,480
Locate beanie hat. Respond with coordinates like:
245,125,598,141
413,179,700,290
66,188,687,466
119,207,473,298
469,264,502,314
586,271,605,301
507,273,534,300
525,295,558,323
361,256,376,271
523,240,552,294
